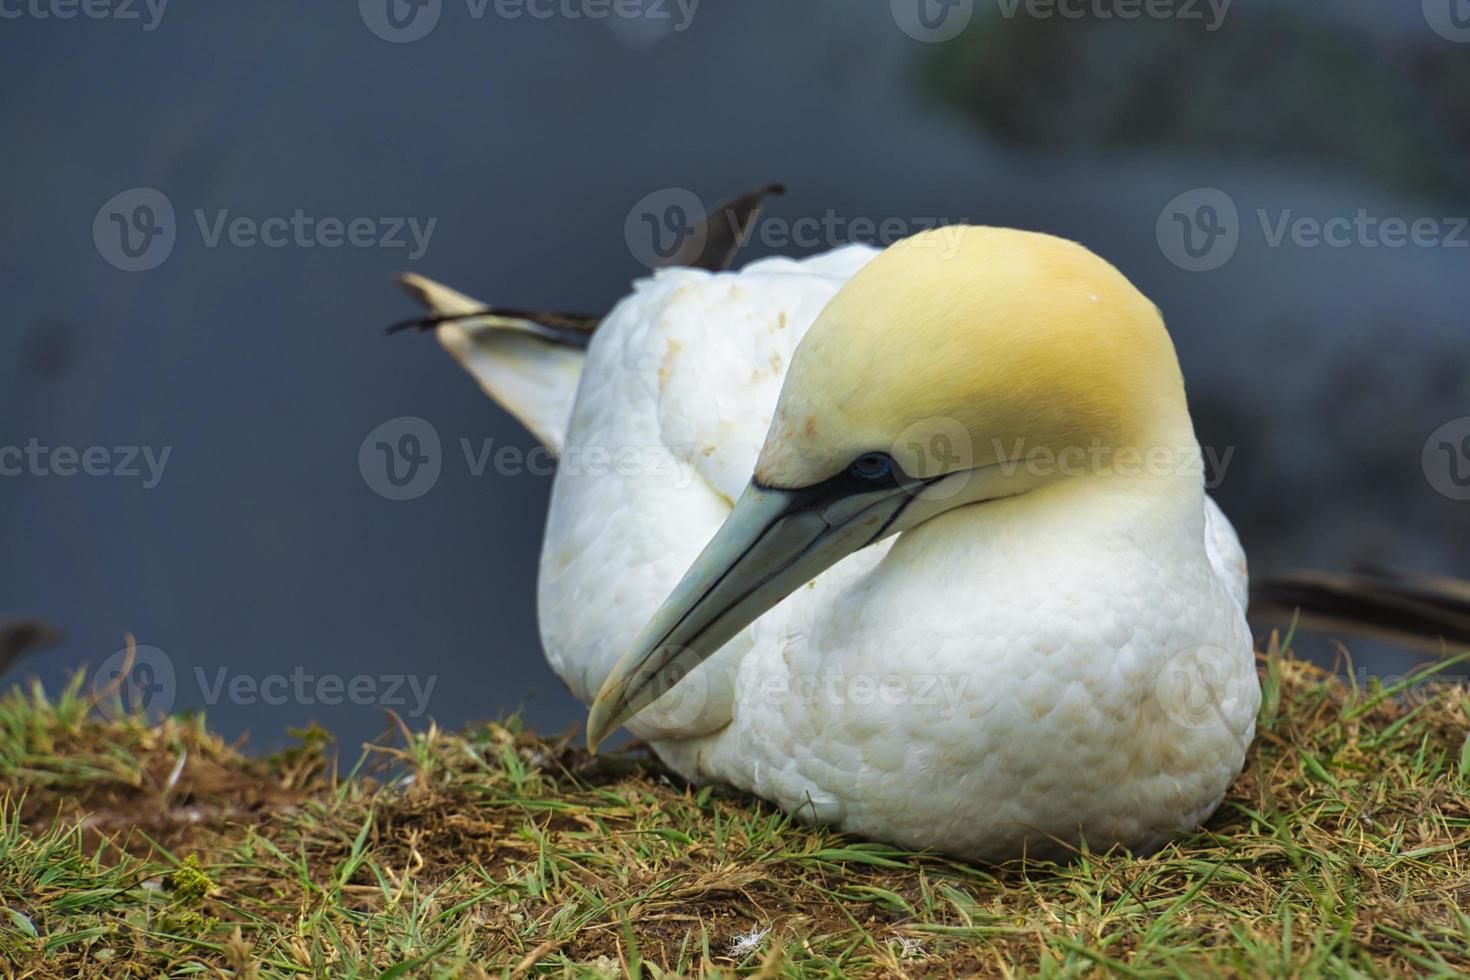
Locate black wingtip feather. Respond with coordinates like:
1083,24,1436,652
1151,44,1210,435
1252,567,1470,651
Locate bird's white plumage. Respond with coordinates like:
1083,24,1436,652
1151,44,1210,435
1205,495,1249,613
413,238,1259,861
539,246,886,738
400,273,584,452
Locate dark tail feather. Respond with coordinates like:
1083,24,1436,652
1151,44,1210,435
657,182,786,272
0,618,64,676
1251,567,1470,652
384,304,600,347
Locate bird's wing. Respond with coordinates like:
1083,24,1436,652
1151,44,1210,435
1205,495,1249,612
388,186,786,454
538,245,883,738
1251,566,1470,652
650,183,785,272
395,274,588,454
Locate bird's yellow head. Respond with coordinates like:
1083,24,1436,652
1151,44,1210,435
756,225,1192,491
587,226,1198,748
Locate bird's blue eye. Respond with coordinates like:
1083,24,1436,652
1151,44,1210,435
849,453,894,482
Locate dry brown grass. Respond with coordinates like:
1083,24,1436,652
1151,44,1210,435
3,637,1470,977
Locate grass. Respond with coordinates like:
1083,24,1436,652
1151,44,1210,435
3,634,1470,977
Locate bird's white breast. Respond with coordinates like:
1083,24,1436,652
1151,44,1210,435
660,477,1258,861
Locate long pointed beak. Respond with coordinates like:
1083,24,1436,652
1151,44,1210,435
586,478,912,749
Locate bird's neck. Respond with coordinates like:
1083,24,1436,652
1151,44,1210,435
897,435,1208,564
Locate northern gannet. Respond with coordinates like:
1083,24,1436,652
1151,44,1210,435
395,203,1260,861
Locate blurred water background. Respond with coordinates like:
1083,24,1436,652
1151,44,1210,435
2,0,1468,751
